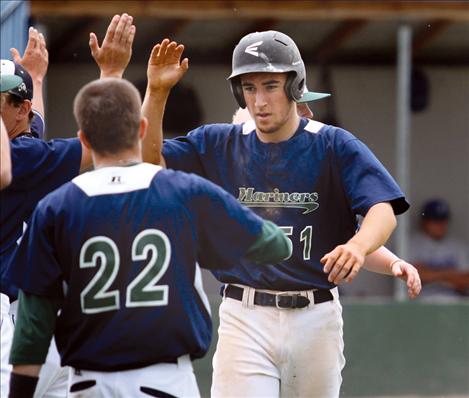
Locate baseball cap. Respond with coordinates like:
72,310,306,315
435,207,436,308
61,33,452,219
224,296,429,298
0,74,23,92
296,85,330,103
0,59,33,100
421,199,450,220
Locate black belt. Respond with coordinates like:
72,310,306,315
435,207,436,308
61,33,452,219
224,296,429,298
222,284,333,309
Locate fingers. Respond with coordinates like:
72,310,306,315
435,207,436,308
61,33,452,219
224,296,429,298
126,25,136,47
113,13,132,44
39,33,46,50
180,57,189,72
10,48,21,63
25,27,38,52
104,14,120,44
89,32,99,57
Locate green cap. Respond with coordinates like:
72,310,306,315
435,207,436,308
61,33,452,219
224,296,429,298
0,74,23,92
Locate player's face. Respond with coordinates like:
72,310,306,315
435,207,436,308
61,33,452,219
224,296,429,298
0,94,17,135
240,72,298,142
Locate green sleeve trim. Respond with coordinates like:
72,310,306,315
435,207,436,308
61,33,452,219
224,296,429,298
10,291,61,365
245,220,292,264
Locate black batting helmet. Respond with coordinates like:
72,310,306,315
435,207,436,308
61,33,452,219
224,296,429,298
228,31,306,108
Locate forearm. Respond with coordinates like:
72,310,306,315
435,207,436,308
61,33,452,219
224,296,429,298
10,291,60,366
363,246,400,275
349,202,396,255
245,220,292,264
141,87,170,165
31,79,45,119
1,119,12,189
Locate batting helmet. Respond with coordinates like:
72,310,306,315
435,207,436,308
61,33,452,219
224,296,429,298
228,31,306,108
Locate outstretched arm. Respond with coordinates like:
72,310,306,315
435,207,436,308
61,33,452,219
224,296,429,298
364,247,422,299
10,27,48,118
321,202,396,285
77,13,136,172
142,39,188,165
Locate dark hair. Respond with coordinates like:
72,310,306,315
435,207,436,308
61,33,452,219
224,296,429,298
5,94,34,122
73,78,142,155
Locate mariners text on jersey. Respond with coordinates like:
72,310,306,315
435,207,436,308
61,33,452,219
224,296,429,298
163,118,409,291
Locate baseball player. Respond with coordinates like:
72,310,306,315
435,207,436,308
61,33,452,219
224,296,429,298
1,74,23,189
0,14,135,398
144,31,421,397
7,77,291,398
231,106,421,299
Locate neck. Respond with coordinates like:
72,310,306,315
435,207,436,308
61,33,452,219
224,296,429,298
92,147,142,169
255,106,301,144
8,122,31,140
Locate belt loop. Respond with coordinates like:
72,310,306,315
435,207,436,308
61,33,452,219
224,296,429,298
221,284,228,301
241,286,255,309
177,354,192,370
308,289,315,305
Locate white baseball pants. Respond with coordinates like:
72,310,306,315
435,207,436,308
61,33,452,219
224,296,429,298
0,294,68,398
211,286,345,398
67,355,200,397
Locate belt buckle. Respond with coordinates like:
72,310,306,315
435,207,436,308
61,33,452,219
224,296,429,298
274,292,292,309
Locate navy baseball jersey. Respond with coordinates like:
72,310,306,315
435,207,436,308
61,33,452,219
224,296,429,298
10,164,264,371
163,118,409,290
0,134,81,299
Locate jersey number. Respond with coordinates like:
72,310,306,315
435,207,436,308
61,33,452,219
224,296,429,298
79,229,171,314
280,225,313,260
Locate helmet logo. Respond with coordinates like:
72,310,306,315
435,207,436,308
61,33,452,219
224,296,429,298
245,41,263,57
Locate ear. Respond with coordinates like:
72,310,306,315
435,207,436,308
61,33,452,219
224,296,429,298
139,116,148,141
77,130,92,150
17,100,32,122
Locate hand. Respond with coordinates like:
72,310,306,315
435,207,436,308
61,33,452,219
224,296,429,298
147,39,189,93
321,241,366,284
391,260,422,299
89,13,136,78
10,27,48,83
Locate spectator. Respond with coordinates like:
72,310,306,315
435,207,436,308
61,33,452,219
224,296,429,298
410,199,469,298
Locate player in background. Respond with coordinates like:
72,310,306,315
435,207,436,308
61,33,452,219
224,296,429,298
7,76,291,398
143,31,420,397
232,105,421,298
0,14,136,398
1,74,23,189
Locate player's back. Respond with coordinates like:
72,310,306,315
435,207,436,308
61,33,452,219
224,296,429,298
16,162,263,371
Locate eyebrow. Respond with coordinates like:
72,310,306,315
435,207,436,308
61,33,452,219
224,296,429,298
241,79,281,87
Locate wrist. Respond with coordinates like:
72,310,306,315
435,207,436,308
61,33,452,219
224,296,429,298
9,373,39,398
389,258,404,272
100,70,123,79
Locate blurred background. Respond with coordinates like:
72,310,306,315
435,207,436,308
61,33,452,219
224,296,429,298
2,1,468,396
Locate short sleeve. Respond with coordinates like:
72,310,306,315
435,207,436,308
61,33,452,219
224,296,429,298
187,174,264,270
162,126,207,177
335,134,409,216
8,199,64,298
10,137,81,192
31,110,45,139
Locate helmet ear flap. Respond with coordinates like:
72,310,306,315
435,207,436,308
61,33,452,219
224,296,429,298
230,77,246,108
285,72,305,101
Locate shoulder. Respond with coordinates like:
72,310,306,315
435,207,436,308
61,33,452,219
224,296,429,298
187,123,241,141
11,136,80,157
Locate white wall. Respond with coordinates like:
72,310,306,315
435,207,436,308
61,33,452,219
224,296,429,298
46,64,469,296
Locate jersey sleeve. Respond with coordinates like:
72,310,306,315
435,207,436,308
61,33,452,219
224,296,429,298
186,173,268,270
162,126,207,177
31,110,45,139
9,197,64,298
335,131,409,216
10,137,81,192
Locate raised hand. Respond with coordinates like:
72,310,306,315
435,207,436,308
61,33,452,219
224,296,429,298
10,27,48,83
147,39,189,92
89,13,136,78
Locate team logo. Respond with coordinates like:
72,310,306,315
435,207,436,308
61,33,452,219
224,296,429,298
238,187,319,214
245,41,263,57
